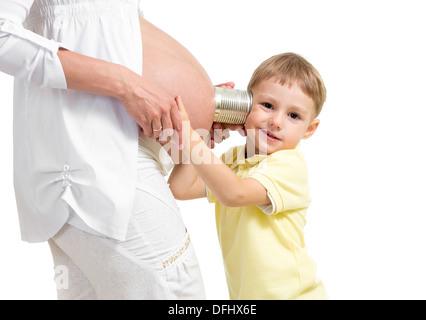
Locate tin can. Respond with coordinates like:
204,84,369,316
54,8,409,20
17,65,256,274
213,87,252,124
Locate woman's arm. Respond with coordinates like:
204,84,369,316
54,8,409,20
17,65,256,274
0,1,181,142
0,0,66,89
176,97,270,208
57,48,181,141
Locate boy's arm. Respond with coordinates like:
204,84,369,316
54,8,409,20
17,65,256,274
176,97,270,208
168,163,206,200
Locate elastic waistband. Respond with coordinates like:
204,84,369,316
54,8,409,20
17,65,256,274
26,0,139,25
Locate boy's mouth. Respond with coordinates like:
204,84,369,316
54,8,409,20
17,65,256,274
261,129,281,142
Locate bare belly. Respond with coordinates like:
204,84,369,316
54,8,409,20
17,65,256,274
139,18,215,132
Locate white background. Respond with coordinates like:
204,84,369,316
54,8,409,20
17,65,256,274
1,0,426,300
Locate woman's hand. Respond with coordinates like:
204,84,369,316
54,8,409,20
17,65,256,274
57,48,182,145
119,68,182,143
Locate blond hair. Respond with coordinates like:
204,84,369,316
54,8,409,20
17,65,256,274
247,53,326,117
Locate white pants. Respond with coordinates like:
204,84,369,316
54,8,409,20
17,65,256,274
48,149,206,300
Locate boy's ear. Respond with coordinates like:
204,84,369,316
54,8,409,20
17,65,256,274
303,119,320,140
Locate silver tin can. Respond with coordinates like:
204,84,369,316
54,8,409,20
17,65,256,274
213,87,253,124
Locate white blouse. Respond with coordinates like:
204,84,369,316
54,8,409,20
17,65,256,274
0,0,144,242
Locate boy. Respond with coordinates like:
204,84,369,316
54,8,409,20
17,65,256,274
168,53,328,300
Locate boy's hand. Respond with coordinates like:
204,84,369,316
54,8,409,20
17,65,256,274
175,96,195,154
175,96,190,123
210,82,246,148
215,81,235,89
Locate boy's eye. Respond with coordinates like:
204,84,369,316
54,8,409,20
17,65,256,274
262,103,273,109
289,112,300,119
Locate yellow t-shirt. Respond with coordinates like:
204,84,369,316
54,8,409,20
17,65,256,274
207,145,328,300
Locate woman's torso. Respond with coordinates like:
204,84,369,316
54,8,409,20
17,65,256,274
139,17,215,131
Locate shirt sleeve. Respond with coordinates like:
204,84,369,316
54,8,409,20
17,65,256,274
250,150,311,215
137,0,144,17
206,186,217,204
0,0,67,89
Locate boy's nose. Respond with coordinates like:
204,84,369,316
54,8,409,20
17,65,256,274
269,115,283,130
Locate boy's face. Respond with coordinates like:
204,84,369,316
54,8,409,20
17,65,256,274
245,78,319,155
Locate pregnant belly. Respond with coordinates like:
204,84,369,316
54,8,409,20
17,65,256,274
139,18,215,132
